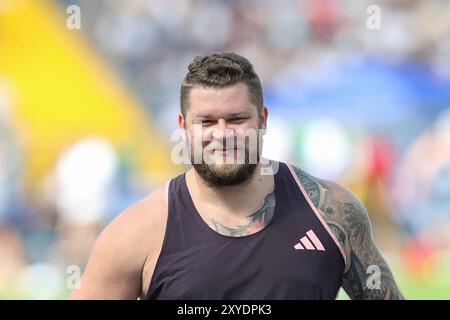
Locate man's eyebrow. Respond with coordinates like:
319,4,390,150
228,112,250,117
192,111,250,120
193,114,212,119
191,116,212,123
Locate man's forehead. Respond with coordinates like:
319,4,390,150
190,83,250,101
188,84,255,117
189,103,255,118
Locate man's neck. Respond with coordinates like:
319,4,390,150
186,160,274,215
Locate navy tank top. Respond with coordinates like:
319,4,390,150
145,161,346,300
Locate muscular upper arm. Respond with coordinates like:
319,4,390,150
336,191,404,299
69,208,146,299
291,165,404,300
69,186,167,300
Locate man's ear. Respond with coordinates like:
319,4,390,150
260,106,269,132
178,112,185,129
178,113,188,142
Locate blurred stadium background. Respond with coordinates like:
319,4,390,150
0,0,449,299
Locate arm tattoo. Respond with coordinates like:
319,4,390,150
209,190,275,237
292,166,404,300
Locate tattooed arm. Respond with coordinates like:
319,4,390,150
292,166,404,300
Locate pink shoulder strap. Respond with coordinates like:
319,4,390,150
286,164,347,266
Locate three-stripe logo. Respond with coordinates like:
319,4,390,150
294,229,325,251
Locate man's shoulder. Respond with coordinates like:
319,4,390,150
100,182,169,247
128,182,168,219
287,164,355,200
287,163,369,224
287,163,373,266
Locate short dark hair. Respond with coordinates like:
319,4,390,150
180,52,264,118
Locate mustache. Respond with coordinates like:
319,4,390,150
203,139,246,152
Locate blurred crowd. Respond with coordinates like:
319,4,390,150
66,0,450,126
0,0,449,298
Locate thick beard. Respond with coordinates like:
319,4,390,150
190,136,262,187
192,158,259,187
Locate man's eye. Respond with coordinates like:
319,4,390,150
230,117,245,122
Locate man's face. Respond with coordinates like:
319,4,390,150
180,82,267,186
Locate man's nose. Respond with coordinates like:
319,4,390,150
206,119,235,142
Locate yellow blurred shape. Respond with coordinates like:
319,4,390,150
0,0,180,187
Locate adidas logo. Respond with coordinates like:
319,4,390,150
294,229,325,251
